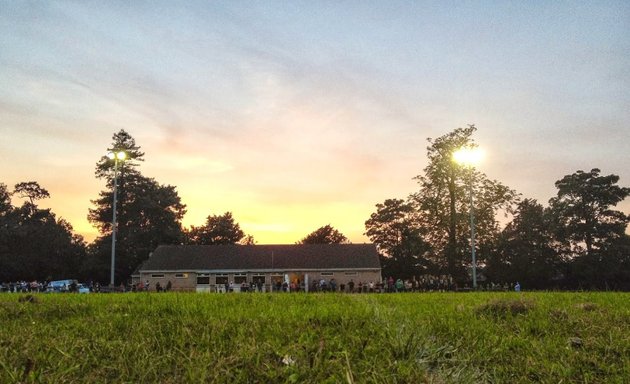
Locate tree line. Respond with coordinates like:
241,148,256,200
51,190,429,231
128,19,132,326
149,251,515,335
364,125,630,290
1,127,628,289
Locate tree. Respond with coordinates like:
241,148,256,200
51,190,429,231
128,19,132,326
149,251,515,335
596,235,630,290
549,169,629,289
549,168,629,258
486,199,561,288
365,199,432,279
298,224,349,244
14,181,50,205
0,183,11,215
0,181,86,282
87,131,186,283
185,212,245,245
95,129,144,180
239,234,256,245
410,125,518,281
0,183,13,280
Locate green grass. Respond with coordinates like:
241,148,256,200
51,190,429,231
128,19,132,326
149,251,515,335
1,292,628,383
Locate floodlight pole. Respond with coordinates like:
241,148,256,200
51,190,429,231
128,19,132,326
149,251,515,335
453,147,482,290
468,171,477,289
110,156,119,286
109,152,125,286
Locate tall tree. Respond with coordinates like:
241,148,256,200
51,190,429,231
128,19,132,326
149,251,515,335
548,169,629,289
95,129,144,180
185,212,245,245
365,199,432,279
0,182,86,281
298,224,349,244
486,199,561,288
87,131,186,283
410,125,518,281
549,168,629,258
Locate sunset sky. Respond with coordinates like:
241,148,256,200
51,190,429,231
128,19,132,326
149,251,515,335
1,1,628,244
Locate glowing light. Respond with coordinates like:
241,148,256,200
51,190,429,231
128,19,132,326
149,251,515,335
107,151,127,160
453,147,483,167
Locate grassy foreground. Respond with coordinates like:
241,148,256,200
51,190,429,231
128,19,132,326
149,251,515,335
0,292,628,383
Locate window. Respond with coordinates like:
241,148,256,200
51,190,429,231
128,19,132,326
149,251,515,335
344,272,358,276
252,275,266,284
151,274,165,278
175,273,188,279
215,274,228,285
197,273,210,285
234,274,247,284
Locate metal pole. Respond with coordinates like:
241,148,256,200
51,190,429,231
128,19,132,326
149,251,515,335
110,158,119,286
469,172,477,289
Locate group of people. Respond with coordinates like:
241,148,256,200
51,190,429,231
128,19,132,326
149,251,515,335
2,277,522,294
269,275,521,293
331,275,458,293
0,280,46,293
130,280,173,292
262,275,460,293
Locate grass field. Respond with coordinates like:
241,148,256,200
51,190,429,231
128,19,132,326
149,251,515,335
0,292,628,383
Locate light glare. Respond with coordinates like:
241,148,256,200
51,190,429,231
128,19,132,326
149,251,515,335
453,147,483,166
107,151,127,161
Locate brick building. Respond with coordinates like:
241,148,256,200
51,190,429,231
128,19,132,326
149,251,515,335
135,243,382,292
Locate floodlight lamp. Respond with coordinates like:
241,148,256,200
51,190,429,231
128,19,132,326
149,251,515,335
107,151,126,160
453,147,483,167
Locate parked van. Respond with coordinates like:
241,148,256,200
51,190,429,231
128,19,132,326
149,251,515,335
46,279,89,293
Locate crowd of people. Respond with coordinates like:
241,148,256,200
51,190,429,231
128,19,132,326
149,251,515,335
2,276,521,293
231,275,462,293
270,275,520,293
304,275,459,293
1,280,95,293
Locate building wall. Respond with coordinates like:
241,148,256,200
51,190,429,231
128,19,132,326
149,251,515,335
139,269,382,292
141,272,196,291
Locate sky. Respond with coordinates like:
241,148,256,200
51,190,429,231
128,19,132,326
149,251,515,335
1,1,629,244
